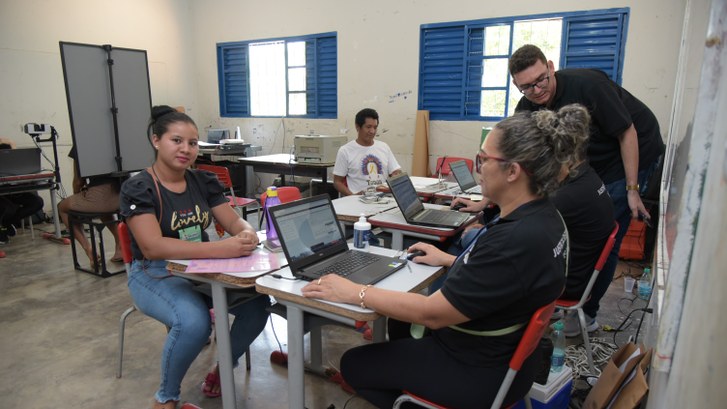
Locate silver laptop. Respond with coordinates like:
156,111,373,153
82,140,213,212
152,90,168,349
450,160,481,194
387,173,470,228
0,148,42,176
269,194,406,284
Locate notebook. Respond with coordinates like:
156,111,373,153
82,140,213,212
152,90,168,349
387,173,471,228
268,194,406,284
450,160,482,194
0,148,42,176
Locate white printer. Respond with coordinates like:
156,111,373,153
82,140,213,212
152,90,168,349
294,135,347,163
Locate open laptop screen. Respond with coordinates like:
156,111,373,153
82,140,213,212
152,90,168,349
270,195,347,265
387,173,425,219
450,160,476,191
0,148,42,176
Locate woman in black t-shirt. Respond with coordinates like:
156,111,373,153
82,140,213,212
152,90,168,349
119,106,269,409
302,105,592,408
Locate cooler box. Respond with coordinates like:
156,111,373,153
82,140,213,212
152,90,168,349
513,364,572,409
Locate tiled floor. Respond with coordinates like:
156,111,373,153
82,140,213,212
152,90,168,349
0,221,651,409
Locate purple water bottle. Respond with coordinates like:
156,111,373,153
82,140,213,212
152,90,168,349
264,186,281,243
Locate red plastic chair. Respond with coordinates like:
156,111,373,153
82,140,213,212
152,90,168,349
555,222,619,374
258,186,302,229
393,302,557,409
116,222,253,377
436,157,474,176
196,163,257,218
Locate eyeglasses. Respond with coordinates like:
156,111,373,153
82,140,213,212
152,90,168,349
517,74,550,95
475,149,509,173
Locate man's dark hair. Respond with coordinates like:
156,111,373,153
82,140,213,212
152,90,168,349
355,108,379,128
509,44,548,76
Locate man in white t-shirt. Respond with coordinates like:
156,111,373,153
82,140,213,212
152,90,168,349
333,108,402,196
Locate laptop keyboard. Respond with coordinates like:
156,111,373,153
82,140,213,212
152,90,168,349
419,209,463,224
315,251,381,277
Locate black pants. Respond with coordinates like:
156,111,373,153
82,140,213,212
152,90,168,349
0,193,44,227
340,333,540,408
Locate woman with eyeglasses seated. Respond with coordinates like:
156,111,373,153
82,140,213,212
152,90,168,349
301,104,591,408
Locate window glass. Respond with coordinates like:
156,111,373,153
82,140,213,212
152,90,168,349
287,41,306,66
218,32,337,118
482,58,509,88
418,8,628,120
484,25,510,56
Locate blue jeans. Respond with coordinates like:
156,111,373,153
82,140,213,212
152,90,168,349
583,160,659,318
128,259,271,403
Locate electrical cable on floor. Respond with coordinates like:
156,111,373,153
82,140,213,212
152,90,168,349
565,337,618,379
268,311,285,354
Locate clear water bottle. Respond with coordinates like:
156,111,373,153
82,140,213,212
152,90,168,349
353,214,371,250
264,186,281,243
638,267,652,300
550,320,566,373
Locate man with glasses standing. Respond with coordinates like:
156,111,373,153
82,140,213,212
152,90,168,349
508,44,664,336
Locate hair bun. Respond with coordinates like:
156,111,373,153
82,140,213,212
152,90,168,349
151,105,177,121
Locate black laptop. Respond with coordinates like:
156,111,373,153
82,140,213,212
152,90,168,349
387,173,470,228
269,194,407,284
450,160,482,194
0,148,42,176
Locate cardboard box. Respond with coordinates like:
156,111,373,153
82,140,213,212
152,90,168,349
513,365,572,409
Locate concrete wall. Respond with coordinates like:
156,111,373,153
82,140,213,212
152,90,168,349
0,0,195,200
1,0,694,204
189,0,688,177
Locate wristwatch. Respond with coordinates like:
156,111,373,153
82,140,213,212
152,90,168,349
626,184,640,191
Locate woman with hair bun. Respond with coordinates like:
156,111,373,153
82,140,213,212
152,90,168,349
119,105,270,409
299,106,591,408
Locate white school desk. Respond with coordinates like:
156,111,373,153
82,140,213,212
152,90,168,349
378,176,457,201
255,244,444,409
368,204,477,250
432,185,485,202
167,243,287,409
331,194,397,223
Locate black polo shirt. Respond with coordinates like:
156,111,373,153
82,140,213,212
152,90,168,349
437,198,566,366
515,69,665,184
551,163,614,299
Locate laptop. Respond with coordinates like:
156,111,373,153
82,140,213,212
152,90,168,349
269,194,407,284
0,148,42,176
450,160,482,195
387,173,471,228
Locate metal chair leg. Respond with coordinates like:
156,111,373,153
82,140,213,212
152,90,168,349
117,305,137,378
578,308,596,374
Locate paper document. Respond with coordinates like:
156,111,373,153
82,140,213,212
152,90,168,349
185,249,280,278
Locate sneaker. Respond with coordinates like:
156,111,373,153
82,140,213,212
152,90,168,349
563,311,599,337
5,224,16,237
0,227,8,244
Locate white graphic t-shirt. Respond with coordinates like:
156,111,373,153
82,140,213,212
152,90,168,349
333,140,401,193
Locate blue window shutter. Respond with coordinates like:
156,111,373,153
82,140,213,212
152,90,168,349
419,25,467,120
561,9,629,84
305,41,317,116
464,27,484,119
218,45,249,117
307,35,337,118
